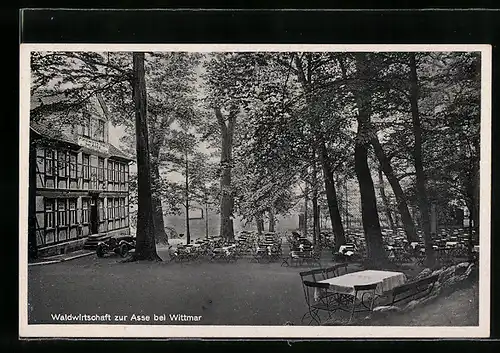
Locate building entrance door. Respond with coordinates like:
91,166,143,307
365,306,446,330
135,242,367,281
90,196,99,235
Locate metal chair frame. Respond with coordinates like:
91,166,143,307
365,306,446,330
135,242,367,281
301,280,336,325
348,283,378,324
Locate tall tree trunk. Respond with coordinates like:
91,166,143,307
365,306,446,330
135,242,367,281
472,156,480,235
303,181,309,236
409,53,435,267
311,170,320,247
132,52,161,261
185,148,191,244
256,212,264,235
311,160,321,246
205,195,209,239
294,52,346,248
215,107,236,241
372,138,418,242
467,154,480,260
355,141,386,263
319,143,347,251
378,165,396,234
293,53,316,240
268,207,275,232
28,141,38,260
311,194,319,245
343,179,350,236
466,201,474,261
393,208,401,228
150,145,168,246
352,53,387,264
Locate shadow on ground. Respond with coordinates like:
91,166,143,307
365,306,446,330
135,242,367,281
27,246,479,326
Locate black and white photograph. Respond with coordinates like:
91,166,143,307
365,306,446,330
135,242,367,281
19,44,491,338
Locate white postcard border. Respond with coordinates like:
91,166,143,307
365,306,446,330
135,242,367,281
19,43,492,338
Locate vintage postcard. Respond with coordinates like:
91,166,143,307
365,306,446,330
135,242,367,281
19,44,491,338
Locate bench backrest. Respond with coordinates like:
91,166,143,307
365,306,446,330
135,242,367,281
301,280,330,306
416,274,439,288
393,274,439,296
323,263,348,279
299,268,325,282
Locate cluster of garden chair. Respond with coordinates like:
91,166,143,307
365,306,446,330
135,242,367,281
281,232,321,267
236,230,259,255
383,229,475,266
299,263,360,325
251,232,283,263
167,237,241,263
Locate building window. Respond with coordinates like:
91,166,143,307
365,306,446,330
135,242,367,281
57,199,67,227
68,198,77,225
45,199,55,229
108,162,114,183
82,153,90,180
98,198,105,221
113,198,119,219
120,198,126,220
120,164,125,189
98,157,104,182
58,151,67,178
107,198,114,220
82,198,89,224
69,152,77,179
114,162,120,183
96,120,105,142
124,164,129,189
45,149,55,176
82,116,90,137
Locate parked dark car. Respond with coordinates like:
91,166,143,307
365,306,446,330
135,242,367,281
96,234,136,258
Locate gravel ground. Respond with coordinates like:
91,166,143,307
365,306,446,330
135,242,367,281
27,247,479,327
28,248,312,325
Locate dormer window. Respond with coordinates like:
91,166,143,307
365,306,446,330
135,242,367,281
82,117,90,137
95,119,105,142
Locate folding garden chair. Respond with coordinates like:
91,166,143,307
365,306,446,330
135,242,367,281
300,280,335,325
287,248,301,266
299,268,325,282
348,283,378,324
322,263,349,280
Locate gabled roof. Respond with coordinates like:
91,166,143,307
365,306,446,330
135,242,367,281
30,120,134,162
108,144,134,161
30,93,68,109
30,120,79,147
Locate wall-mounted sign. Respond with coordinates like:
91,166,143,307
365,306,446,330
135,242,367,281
77,136,109,154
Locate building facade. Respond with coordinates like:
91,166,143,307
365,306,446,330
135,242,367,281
28,96,133,259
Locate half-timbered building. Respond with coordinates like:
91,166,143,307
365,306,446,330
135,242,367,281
28,95,133,259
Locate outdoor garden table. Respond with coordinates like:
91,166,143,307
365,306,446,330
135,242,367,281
338,245,355,253
410,242,421,249
386,246,403,259
221,245,236,254
315,270,407,302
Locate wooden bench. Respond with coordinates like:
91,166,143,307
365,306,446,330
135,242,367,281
389,274,439,305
